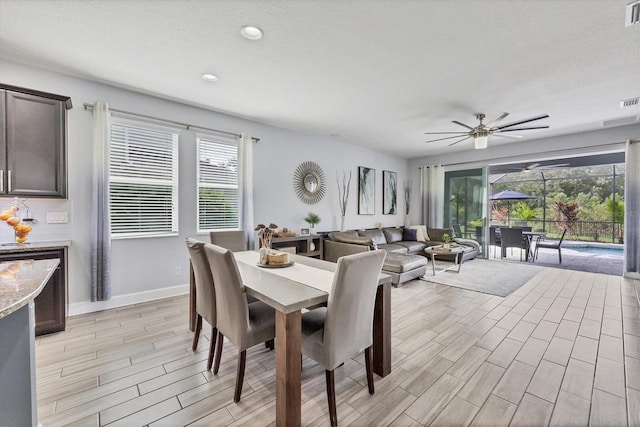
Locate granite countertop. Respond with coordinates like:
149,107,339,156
0,258,60,319
0,240,71,254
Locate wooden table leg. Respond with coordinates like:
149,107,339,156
189,262,196,332
373,282,391,377
275,310,302,427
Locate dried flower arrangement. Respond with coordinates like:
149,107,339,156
255,223,278,248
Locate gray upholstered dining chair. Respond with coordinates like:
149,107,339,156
300,250,386,427
203,243,276,403
185,238,218,371
209,230,247,252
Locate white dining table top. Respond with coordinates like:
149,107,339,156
233,251,391,314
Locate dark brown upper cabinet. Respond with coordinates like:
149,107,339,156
0,84,72,198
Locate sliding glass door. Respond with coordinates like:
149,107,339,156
444,168,489,258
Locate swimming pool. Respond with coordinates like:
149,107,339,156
564,243,624,257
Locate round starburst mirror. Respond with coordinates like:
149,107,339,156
293,161,326,205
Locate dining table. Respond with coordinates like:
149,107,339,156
188,250,392,427
523,231,545,261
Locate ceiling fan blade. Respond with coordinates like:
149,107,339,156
448,135,472,147
425,134,471,143
496,114,549,129
424,131,470,135
484,112,509,128
536,163,570,170
492,133,523,139
496,125,549,132
452,120,475,130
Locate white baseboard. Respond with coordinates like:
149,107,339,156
68,283,189,316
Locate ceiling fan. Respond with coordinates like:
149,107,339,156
521,162,570,173
424,112,550,149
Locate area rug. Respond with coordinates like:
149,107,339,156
419,258,544,297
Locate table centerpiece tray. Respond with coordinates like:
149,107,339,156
257,261,295,269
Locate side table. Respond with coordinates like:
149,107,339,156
424,246,465,275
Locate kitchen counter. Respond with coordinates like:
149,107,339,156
0,239,71,254
0,258,60,427
0,258,59,319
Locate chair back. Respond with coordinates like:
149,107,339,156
558,228,567,244
203,243,251,349
210,230,247,252
489,226,500,245
452,224,463,239
500,227,524,249
521,226,532,233
186,238,216,326
322,250,386,370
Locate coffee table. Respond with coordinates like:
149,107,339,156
424,245,465,275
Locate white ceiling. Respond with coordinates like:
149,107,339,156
1,0,639,159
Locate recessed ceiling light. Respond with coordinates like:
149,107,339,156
240,25,263,40
201,73,218,82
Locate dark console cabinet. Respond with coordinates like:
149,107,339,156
0,248,67,335
0,84,71,198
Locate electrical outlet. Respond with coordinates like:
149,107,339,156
174,267,182,276
46,212,69,224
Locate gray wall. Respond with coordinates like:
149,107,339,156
0,60,409,308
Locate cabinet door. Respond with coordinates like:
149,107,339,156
0,249,66,335
5,91,66,197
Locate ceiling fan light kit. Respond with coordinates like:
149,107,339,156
424,111,550,150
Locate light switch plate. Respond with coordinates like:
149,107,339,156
46,212,69,224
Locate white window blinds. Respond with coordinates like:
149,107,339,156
197,134,239,231
110,120,179,238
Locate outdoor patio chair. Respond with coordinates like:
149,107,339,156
452,224,464,239
534,228,567,264
500,227,527,261
489,226,501,258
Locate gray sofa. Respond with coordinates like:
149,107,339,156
323,227,480,286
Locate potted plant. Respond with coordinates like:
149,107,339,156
442,233,451,249
304,212,321,235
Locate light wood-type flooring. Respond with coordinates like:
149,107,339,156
35,267,640,426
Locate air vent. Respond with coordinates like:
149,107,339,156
620,97,639,108
626,0,640,26
603,115,640,127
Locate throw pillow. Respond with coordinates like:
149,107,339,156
407,225,425,242
402,228,417,241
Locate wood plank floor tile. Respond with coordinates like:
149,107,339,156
457,362,505,407
543,336,574,366
510,393,554,427
590,388,628,427
626,356,640,391
447,345,491,381
560,358,594,401
549,390,590,427
475,326,510,351
526,359,565,403
628,387,640,427
405,373,465,425
531,320,559,342
492,360,536,405
486,338,523,368
430,396,479,427
514,337,548,367
594,357,626,398
598,334,625,363
624,333,640,359
554,319,580,341
469,395,516,427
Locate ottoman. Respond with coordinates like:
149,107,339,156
383,253,428,287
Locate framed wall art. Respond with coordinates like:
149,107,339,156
358,166,375,215
383,170,397,215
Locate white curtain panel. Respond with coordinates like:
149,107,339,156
624,139,640,279
91,102,112,301
420,165,445,228
238,133,255,249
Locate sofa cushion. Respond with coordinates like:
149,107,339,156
383,253,428,273
378,243,409,254
395,241,427,253
329,231,376,249
402,228,417,241
382,227,403,243
358,229,387,246
427,227,454,243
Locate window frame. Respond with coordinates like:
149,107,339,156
109,117,180,239
196,133,240,233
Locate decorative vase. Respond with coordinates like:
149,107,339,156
309,241,316,252
309,227,316,235
443,243,450,249
340,216,346,232
259,247,269,265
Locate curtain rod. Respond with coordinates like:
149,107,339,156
83,103,260,142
